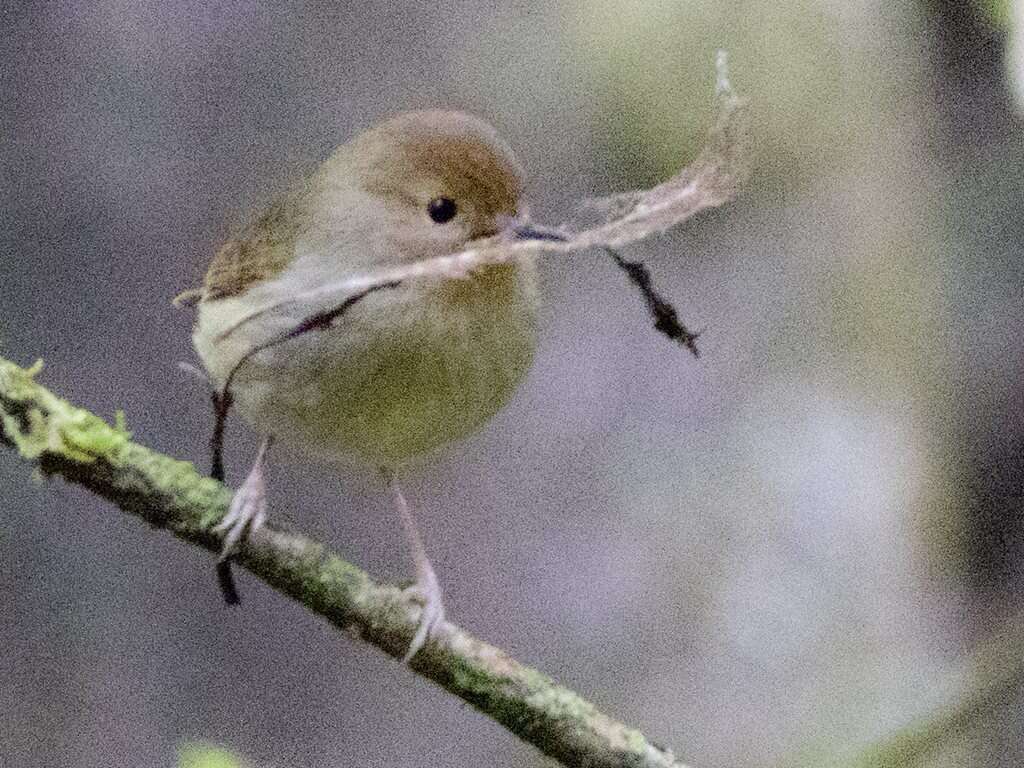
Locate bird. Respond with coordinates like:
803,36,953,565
180,110,542,661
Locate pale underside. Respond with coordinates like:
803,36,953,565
193,257,538,467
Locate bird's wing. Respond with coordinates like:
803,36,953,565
173,189,310,307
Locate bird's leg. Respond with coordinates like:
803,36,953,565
383,468,446,662
214,436,273,562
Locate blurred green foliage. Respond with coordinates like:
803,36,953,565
178,743,246,768
972,0,1010,28
573,0,844,193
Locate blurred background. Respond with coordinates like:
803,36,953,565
2,1,1023,766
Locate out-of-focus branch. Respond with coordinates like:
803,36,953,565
0,354,688,768
836,610,1024,768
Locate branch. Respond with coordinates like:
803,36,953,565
0,354,688,768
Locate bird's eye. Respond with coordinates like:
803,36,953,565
427,196,458,224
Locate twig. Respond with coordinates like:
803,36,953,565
0,354,689,768
213,51,749,346
605,247,701,356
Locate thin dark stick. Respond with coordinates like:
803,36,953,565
210,389,232,483
217,561,241,605
210,385,237,602
513,225,700,354
605,247,700,357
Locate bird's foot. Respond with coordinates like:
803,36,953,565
400,556,446,663
213,439,270,561
384,468,446,662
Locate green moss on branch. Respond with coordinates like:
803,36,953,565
0,354,686,768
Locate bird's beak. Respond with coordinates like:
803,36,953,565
512,222,567,242
496,214,567,243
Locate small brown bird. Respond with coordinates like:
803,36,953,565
184,111,542,660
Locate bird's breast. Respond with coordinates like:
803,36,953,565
194,259,539,467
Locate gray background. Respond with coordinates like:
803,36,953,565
3,2,1023,767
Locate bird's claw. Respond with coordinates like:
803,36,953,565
213,453,268,560
401,561,445,663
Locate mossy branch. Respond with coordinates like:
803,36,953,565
0,354,687,768
7,353,1021,768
